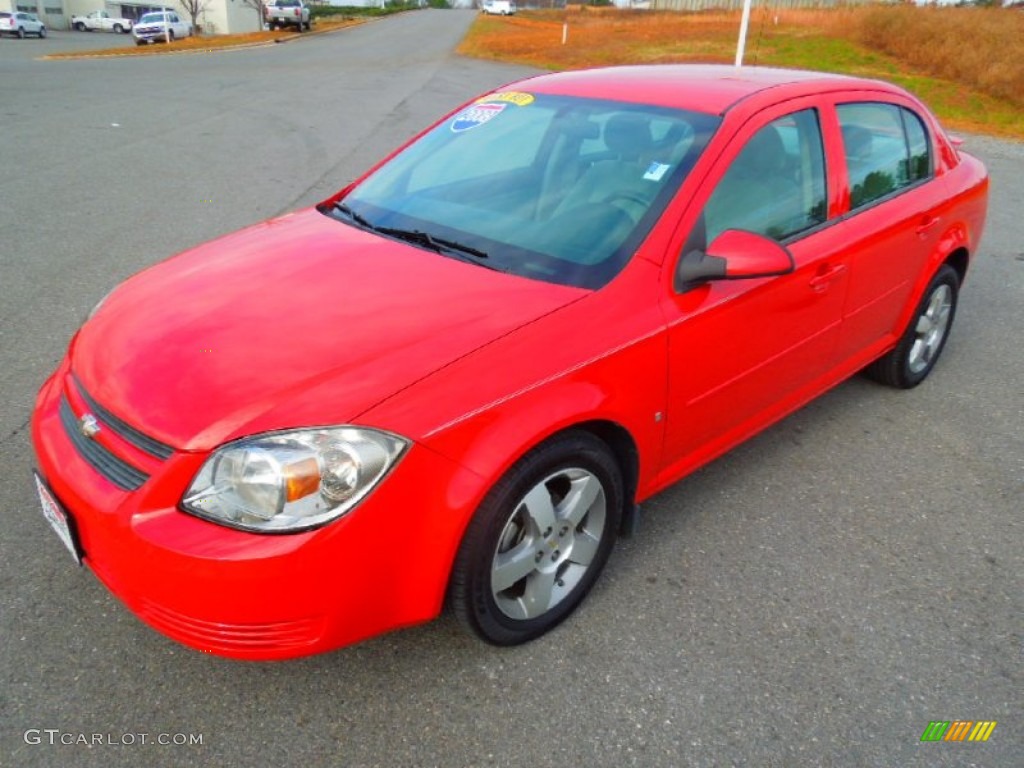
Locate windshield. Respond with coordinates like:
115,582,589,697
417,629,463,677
138,13,167,23
331,92,719,289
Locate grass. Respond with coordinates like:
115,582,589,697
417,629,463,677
43,18,365,59
457,7,1024,140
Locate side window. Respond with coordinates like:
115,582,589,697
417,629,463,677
703,109,827,243
902,108,932,184
838,102,932,210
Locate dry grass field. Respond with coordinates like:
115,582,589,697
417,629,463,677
458,6,1024,139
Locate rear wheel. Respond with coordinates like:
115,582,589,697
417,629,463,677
74,21,85,31
864,264,959,389
113,23,123,33
450,431,623,646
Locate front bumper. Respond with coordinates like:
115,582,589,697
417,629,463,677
31,361,487,659
133,28,172,42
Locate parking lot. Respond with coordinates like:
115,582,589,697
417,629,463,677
1,10,1021,767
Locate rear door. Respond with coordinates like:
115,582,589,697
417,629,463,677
827,97,949,361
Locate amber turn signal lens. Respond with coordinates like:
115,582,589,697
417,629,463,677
284,457,320,501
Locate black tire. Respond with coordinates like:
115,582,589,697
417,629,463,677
449,431,623,646
166,30,174,42
113,24,123,33
38,26,46,38
864,264,960,389
74,21,85,31
17,27,25,39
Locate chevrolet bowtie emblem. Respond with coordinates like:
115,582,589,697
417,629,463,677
79,414,101,439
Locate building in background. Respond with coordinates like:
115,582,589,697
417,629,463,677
1,0,261,34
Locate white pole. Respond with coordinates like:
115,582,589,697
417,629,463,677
734,0,753,68
561,22,567,45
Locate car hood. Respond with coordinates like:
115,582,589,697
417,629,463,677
72,209,584,451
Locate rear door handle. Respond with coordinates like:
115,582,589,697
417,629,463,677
916,215,942,236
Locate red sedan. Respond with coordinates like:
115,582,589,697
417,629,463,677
31,65,988,659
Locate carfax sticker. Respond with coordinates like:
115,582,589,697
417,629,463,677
477,91,535,107
451,102,507,133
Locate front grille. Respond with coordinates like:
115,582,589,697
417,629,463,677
59,396,149,491
74,376,173,460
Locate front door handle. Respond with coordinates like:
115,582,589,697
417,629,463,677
809,263,847,293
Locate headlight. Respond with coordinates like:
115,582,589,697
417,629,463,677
181,427,408,533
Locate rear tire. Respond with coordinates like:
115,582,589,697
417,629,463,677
449,431,623,646
74,21,85,31
17,27,25,38
864,264,959,389
113,24,123,33
38,26,46,38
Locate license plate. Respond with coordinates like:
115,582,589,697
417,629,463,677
33,472,82,565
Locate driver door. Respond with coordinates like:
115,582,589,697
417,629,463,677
659,105,850,476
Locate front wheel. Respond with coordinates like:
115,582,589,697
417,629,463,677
864,264,960,388
74,21,85,31
166,30,174,42
17,27,25,38
38,26,46,38
449,431,623,646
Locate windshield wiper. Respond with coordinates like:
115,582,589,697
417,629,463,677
375,226,489,261
329,202,490,263
331,201,375,230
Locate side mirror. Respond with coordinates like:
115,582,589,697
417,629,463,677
675,229,794,292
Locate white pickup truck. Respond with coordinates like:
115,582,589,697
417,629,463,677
265,0,311,32
71,10,134,33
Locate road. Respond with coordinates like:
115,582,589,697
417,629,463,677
1,11,1021,767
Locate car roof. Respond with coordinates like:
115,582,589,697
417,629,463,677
514,64,898,115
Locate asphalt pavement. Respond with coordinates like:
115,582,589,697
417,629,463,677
1,11,1021,767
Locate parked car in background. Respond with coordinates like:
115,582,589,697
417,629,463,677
265,0,311,31
0,11,46,38
482,0,516,14
71,10,134,33
132,11,192,45
31,65,988,660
